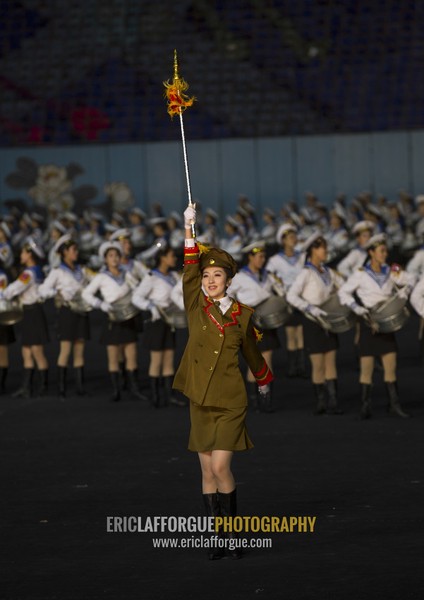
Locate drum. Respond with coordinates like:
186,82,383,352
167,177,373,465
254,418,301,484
67,291,93,315
108,293,139,322
368,295,410,333
252,295,292,330
319,293,356,334
159,305,188,330
0,298,23,325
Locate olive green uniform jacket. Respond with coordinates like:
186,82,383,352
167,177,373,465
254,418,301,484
173,243,273,408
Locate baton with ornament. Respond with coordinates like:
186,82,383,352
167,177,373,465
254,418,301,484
163,50,196,237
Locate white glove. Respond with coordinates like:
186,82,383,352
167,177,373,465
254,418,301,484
258,384,270,396
184,205,196,229
397,287,410,300
353,305,369,317
307,306,327,318
100,301,112,313
149,304,161,322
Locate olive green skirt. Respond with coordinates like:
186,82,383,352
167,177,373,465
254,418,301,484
188,402,254,452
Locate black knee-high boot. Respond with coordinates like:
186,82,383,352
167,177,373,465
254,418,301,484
37,369,48,398
58,367,67,400
325,379,343,415
246,382,258,411
313,383,326,415
11,368,33,399
385,382,410,418
296,349,308,378
119,361,128,390
286,351,297,378
127,370,148,401
163,376,186,406
109,371,121,402
75,367,86,396
0,367,8,394
360,383,372,419
150,377,160,407
202,492,225,560
217,488,242,559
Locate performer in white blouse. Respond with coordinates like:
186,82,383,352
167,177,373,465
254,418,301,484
39,234,91,399
227,240,283,412
266,224,307,378
337,220,375,278
82,241,146,403
338,233,414,419
287,232,344,415
0,267,16,394
2,237,49,398
132,244,184,408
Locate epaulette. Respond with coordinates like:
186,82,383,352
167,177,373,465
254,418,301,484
239,302,254,313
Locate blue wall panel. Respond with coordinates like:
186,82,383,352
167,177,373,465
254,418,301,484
1,130,424,218
333,134,372,197
219,139,257,214
371,132,410,197
256,137,295,210
294,135,335,203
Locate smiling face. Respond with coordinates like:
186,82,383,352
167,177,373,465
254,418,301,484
369,243,388,266
202,266,230,300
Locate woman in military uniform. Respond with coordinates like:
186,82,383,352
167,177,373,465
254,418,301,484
173,206,273,560
338,233,413,419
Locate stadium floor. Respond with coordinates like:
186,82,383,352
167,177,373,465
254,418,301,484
1,302,423,600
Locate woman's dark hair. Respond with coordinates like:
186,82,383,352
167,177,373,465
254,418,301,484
306,236,327,259
154,245,173,268
59,239,77,259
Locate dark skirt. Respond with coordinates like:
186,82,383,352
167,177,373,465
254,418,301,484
358,321,397,357
0,324,15,345
257,327,280,352
21,304,50,346
58,306,90,341
284,308,304,328
302,314,339,355
99,316,138,345
188,402,253,452
142,318,176,351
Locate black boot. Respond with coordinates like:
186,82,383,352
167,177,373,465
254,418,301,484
385,382,410,418
119,361,128,390
11,368,33,399
75,367,86,396
286,351,297,378
0,367,8,394
109,371,121,402
259,385,275,413
326,379,343,415
296,349,308,378
313,383,326,415
360,383,372,420
58,367,67,401
202,493,225,560
37,369,48,398
150,377,160,408
246,382,259,411
163,376,186,406
126,371,148,401
217,488,242,559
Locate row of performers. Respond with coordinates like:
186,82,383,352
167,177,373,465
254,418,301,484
0,225,423,418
